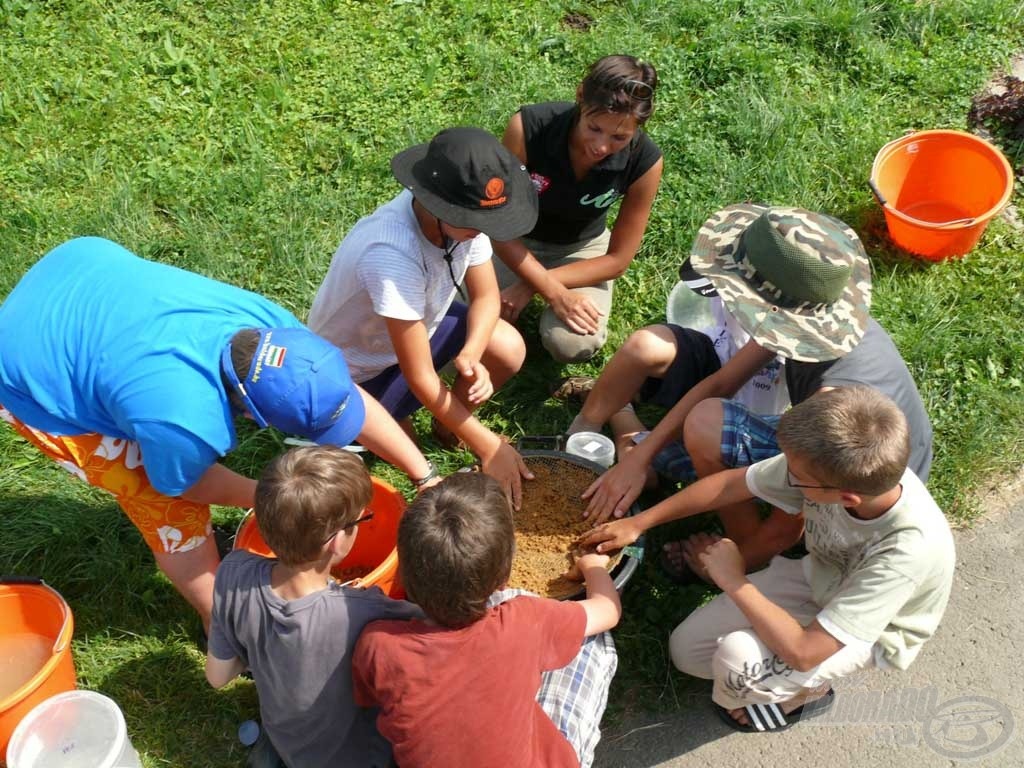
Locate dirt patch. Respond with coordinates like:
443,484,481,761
508,456,621,599
974,465,1024,522
561,12,594,31
969,74,1024,142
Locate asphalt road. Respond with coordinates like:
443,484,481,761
594,472,1023,768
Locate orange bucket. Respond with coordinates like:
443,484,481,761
234,476,405,597
0,578,76,760
870,129,1014,261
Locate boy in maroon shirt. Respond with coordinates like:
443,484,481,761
353,472,621,767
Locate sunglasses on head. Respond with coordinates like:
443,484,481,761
618,77,653,100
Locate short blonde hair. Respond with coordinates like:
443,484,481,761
254,445,372,565
776,386,910,495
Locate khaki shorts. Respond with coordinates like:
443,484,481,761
1,406,211,554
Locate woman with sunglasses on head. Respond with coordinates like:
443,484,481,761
494,54,664,363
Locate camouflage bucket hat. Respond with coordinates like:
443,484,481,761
689,204,872,362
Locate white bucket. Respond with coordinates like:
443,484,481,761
565,432,615,469
6,690,142,768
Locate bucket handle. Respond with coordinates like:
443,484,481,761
868,179,976,228
930,216,977,229
1,576,73,655
868,179,888,207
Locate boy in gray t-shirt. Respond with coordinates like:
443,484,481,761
580,386,954,732
206,446,420,767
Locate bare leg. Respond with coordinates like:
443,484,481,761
397,417,419,445
152,536,220,634
671,398,803,579
607,406,658,490
577,325,680,427
451,318,525,411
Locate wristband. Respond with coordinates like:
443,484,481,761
412,461,439,487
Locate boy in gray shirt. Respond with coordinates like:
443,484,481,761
206,445,420,767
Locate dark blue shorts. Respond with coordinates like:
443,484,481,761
359,302,468,421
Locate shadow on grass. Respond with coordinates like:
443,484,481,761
100,645,257,768
0,491,257,766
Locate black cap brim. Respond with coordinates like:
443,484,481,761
391,143,539,242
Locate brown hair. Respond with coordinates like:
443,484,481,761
397,473,515,628
254,445,372,565
776,386,910,496
222,328,260,412
578,54,658,124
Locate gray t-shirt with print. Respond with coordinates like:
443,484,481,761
747,454,955,670
210,550,422,768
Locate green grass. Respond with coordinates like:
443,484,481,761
1,0,1023,764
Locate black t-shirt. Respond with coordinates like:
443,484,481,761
786,318,934,482
519,101,662,244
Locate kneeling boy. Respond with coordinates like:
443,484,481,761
581,387,954,731
206,446,421,767
353,472,622,767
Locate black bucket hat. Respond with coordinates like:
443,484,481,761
391,127,539,242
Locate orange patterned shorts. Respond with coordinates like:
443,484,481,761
1,406,212,554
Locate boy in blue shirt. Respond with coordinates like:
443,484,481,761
0,237,436,629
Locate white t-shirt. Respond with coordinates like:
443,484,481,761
308,190,492,382
698,298,789,415
746,453,956,670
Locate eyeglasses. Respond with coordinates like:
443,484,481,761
786,471,839,491
322,511,374,546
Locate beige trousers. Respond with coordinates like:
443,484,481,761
494,230,613,363
670,556,876,710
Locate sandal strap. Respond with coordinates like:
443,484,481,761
745,702,788,731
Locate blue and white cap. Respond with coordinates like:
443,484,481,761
221,328,365,447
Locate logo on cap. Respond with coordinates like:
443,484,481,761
480,177,507,208
265,345,287,368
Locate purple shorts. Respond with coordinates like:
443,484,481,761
359,302,468,420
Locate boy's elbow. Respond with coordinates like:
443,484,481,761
786,644,831,673
205,668,228,688
585,594,622,636
787,653,816,673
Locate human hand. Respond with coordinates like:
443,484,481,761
698,537,746,591
580,452,648,523
454,354,494,405
563,549,611,581
575,517,643,555
681,531,722,583
550,288,602,335
480,440,534,511
500,281,535,322
413,474,444,493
